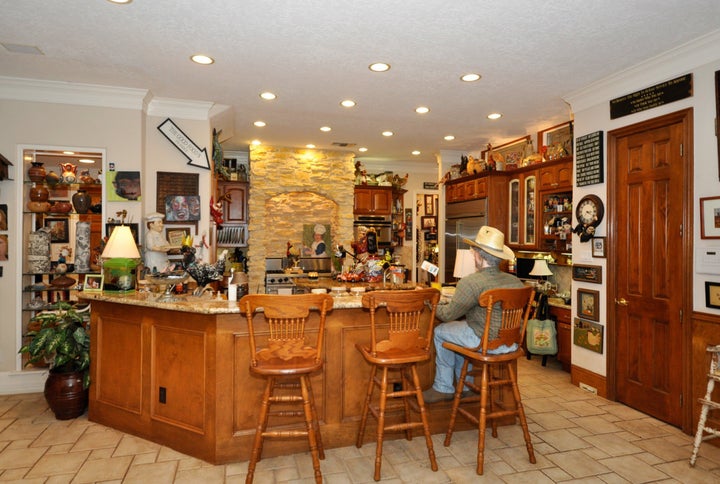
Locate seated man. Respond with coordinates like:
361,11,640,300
423,226,524,403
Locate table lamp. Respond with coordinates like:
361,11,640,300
453,249,476,279
101,225,141,293
529,258,553,292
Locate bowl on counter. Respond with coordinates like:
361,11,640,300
331,286,347,297
350,287,365,297
311,288,328,294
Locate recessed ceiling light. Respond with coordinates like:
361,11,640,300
63,151,75,155
461,73,481,82
23,155,33,161
340,100,356,108
107,0,132,3
415,106,430,114
412,151,421,156
320,126,332,132
381,131,393,137
487,112,502,120
78,159,95,164
304,144,315,149
253,121,266,127
260,92,276,101
369,62,390,72
251,139,262,145
358,147,368,152
444,135,455,141
190,54,214,65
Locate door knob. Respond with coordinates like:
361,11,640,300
615,298,629,306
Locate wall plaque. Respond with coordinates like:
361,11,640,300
609,73,692,119
575,131,604,187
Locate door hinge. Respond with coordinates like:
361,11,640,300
680,223,683,237
680,308,683,325
680,393,683,407
680,143,684,157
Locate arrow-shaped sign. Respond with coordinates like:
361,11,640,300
157,118,210,170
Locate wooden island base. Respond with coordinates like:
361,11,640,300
86,295,496,464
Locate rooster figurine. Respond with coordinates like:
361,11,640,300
210,195,230,229
180,235,228,294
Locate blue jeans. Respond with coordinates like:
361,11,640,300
431,320,517,394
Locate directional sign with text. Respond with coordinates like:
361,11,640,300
157,118,210,170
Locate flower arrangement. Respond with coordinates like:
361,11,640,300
287,241,301,267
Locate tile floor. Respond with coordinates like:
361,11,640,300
2,357,720,483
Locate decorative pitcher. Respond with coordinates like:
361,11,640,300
59,162,77,184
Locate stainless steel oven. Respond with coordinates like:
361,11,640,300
354,215,392,249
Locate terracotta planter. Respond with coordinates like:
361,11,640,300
44,369,88,420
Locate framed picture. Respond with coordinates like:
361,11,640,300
482,135,531,167
705,281,720,309
83,274,103,293
424,195,435,215
577,288,600,321
573,318,604,354
572,264,602,284
538,121,574,159
106,223,139,244
700,196,720,239
592,236,606,258
44,218,70,243
0,203,7,230
107,170,141,202
404,208,413,241
165,195,201,222
165,227,191,247
421,216,437,230
0,234,8,261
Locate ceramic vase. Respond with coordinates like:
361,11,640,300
45,170,61,187
59,162,77,184
74,221,91,272
72,190,91,214
28,162,46,182
29,183,49,202
44,369,88,420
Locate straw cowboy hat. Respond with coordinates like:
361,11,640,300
463,226,515,260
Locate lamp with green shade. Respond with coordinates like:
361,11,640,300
101,225,140,293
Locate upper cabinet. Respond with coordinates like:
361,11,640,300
217,181,248,224
537,157,573,191
507,170,537,250
354,186,393,215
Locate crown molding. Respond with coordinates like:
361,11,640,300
146,97,214,120
564,29,720,112
0,76,150,110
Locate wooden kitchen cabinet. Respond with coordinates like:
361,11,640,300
537,157,573,191
508,169,537,249
354,186,392,215
550,305,571,372
217,180,248,224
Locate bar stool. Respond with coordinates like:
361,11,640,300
442,286,536,475
355,288,440,481
239,293,334,484
690,345,720,466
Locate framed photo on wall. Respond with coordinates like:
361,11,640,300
106,223,139,244
592,237,606,257
572,264,602,284
706,281,720,309
700,196,720,238
424,195,435,215
165,227,191,247
44,218,69,243
577,288,600,321
421,216,437,230
83,274,103,293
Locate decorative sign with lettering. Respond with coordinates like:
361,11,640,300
157,118,211,170
575,131,604,187
609,74,692,120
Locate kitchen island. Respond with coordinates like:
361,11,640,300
82,291,473,464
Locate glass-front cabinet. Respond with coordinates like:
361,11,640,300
523,175,536,247
508,172,537,250
508,178,520,245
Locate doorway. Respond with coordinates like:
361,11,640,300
607,109,693,429
413,190,438,284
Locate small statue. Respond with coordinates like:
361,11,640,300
59,162,77,184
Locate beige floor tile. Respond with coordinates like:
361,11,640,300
25,450,90,478
598,454,671,482
545,449,611,479
0,445,47,470
113,433,162,457
535,428,591,452
72,455,133,483
70,427,122,452
501,469,556,483
173,465,226,483
31,422,87,448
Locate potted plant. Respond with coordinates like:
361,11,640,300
19,301,91,420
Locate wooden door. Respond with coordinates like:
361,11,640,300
609,109,691,427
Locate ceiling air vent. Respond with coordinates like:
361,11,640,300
332,142,356,147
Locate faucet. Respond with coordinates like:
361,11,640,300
193,285,214,297
383,267,392,288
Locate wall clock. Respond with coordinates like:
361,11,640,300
573,194,604,242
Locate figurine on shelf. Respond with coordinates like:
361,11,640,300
59,162,77,184
144,212,171,274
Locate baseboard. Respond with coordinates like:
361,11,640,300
0,369,47,395
570,365,608,398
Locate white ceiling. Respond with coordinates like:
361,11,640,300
1,0,719,165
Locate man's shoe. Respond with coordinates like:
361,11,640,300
422,388,454,403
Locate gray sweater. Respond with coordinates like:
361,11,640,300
436,266,524,339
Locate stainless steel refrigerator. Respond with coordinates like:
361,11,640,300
444,199,487,282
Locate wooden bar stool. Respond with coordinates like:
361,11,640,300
442,286,536,475
239,293,334,484
355,288,440,481
690,345,720,466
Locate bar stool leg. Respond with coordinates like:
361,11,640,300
246,377,274,484
300,375,323,484
411,365,438,471
444,359,471,446
305,376,325,460
374,367,389,481
356,365,377,448
507,361,536,464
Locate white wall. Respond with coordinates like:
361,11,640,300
0,79,214,394
565,31,720,375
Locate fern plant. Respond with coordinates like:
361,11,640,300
19,301,91,389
